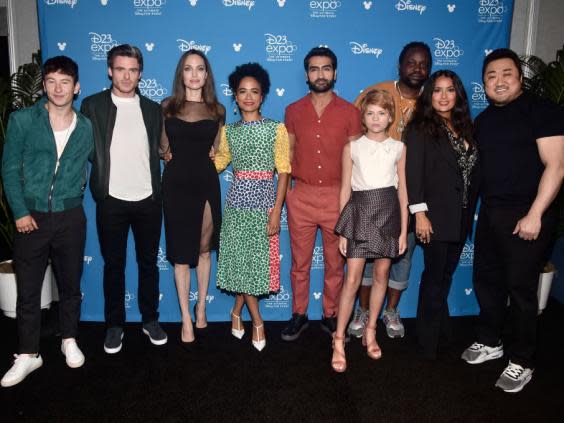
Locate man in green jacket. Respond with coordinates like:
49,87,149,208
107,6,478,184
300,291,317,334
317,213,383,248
1,56,93,387
80,44,166,353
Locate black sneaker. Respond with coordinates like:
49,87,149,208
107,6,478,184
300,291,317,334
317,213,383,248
281,313,309,341
142,321,168,346
104,327,124,354
320,315,337,336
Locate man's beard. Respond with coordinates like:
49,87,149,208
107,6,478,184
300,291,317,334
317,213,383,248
307,78,335,93
400,75,426,90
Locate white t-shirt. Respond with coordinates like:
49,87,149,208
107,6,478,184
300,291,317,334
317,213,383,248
53,112,77,172
350,135,404,191
109,93,152,201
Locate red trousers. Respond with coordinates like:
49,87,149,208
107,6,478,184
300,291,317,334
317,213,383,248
286,182,344,316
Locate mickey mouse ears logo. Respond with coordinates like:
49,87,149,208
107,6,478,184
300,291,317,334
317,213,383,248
145,42,155,52
363,1,372,10
100,0,109,5
484,49,493,56
57,42,67,51
233,43,242,52
277,0,286,6
447,4,456,13
189,0,198,6
275,88,285,97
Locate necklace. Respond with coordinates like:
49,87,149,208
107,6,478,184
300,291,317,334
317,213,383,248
395,81,420,135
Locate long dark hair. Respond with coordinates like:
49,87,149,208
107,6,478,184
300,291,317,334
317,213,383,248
405,70,474,145
164,49,224,121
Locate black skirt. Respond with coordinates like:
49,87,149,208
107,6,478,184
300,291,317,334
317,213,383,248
335,186,400,259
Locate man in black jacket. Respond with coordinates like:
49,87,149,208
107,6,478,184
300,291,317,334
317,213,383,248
81,44,166,353
461,48,564,393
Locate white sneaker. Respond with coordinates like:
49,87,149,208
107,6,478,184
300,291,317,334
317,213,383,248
461,342,503,364
61,339,85,368
1,354,43,387
495,361,534,393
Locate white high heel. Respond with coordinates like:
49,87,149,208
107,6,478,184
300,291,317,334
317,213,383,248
231,310,245,339
252,323,266,352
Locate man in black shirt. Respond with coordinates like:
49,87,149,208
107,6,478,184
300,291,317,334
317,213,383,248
461,48,564,393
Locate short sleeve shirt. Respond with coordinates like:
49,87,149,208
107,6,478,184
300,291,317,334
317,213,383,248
285,94,362,186
475,92,564,208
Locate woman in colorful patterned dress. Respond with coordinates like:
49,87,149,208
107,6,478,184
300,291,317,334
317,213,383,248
214,63,291,352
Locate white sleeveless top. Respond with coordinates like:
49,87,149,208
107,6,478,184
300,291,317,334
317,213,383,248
350,135,404,191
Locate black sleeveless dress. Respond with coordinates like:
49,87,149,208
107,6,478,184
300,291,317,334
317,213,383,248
162,117,222,267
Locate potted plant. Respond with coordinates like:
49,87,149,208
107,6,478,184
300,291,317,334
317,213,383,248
0,52,53,318
521,45,564,312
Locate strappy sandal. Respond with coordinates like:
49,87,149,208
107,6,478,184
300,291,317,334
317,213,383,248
363,325,382,360
231,310,245,339
331,333,347,372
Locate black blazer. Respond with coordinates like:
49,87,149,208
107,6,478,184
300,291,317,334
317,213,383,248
405,127,479,243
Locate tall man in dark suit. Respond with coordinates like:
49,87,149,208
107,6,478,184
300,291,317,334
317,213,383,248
81,44,166,353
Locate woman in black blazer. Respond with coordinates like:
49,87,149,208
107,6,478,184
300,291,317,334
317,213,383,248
405,70,478,359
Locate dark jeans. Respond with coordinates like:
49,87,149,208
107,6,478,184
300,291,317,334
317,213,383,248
96,196,162,326
416,238,465,358
473,205,557,368
14,207,86,353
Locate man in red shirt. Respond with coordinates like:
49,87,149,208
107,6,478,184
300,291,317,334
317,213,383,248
282,47,363,340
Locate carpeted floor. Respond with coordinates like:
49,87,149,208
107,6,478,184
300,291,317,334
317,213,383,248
1,301,562,423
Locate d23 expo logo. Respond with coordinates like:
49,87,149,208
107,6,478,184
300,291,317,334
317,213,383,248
311,246,324,270
125,290,135,309
470,82,488,111
265,34,298,63
433,38,463,66
264,286,291,309
280,207,288,231
133,0,166,16
139,78,168,102
89,32,119,61
309,1,341,18
157,247,170,271
459,242,474,267
477,0,508,24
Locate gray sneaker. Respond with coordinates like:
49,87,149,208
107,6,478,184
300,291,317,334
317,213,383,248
382,308,404,338
495,361,534,393
461,342,503,364
347,307,368,338
142,321,168,346
104,327,124,354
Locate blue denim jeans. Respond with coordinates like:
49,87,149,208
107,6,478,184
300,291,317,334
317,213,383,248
361,232,416,290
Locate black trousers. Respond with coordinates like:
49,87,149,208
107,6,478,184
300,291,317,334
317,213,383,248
473,205,557,368
96,196,162,327
416,237,465,358
14,207,86,353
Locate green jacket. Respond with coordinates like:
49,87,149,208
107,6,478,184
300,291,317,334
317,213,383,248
1,97,94,220
80,89,162,202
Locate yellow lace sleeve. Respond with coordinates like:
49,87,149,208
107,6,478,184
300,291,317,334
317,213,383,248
274,123,291,174
214,125,231,172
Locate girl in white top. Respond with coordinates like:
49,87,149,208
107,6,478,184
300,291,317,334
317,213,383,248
331,89,408,372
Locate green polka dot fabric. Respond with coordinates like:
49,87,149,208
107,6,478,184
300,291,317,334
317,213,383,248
216,118,283,296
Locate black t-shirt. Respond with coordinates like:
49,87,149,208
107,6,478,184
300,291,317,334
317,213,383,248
475,92,564,208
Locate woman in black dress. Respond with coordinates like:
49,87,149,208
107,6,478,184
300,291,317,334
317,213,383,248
405,70,478,359
161,49,225,343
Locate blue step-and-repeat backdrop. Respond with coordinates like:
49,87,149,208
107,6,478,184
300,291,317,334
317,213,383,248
36,0,514,322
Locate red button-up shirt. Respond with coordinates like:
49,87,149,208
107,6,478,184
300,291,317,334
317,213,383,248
285,94,362,187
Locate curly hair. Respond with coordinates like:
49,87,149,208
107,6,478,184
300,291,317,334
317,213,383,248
228,62,270,99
